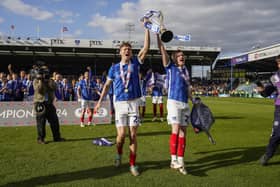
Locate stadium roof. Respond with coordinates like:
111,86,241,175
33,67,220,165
228,43,280,73
0,36,221,76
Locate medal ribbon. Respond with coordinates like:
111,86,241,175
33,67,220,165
179,66,189,84
120,62,131,91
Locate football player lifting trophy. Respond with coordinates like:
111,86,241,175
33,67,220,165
141,10,173,43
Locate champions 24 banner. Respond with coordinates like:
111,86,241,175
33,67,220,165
0,101,111,126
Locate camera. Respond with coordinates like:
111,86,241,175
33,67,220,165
255,80,276,97
30,61,50,80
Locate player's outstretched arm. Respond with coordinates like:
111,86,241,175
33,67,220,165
94,79,112,112
156,34,169,67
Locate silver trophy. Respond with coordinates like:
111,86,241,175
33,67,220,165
141,10,173,43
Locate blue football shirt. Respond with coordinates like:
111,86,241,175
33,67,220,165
108,56,142,101
78,79,96,100
165,62,190,103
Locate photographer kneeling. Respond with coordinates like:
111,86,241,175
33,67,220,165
32,65,65,144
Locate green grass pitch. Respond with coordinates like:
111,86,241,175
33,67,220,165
1,97,280,187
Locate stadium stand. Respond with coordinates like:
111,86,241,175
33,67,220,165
212,43,280,97
214,43,280,82
0,35,221,78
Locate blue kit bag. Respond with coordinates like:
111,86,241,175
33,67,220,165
191,97,216,144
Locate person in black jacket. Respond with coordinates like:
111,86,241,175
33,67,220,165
33,65,65,144
257,55,280,165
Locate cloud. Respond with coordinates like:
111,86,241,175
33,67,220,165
88,13,131,33
88,2,144,40
0,0,53,20
87,0,280,54
55,10,79,24
51,0,64,2
0,17,4,24
74,29,83,36
96,0,108,7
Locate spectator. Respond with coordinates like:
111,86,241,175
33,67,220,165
92,77,103,101
0,74,12,101
62,78,73,101
23,74,34,101
11,73,24,101
54,73,64,101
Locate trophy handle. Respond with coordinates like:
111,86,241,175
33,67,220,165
140,10,160,22
158,11,164,25
158,11,173,43
141,10,173,43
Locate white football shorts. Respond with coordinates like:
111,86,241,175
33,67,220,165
152,96,163,104
166,99,190,126
80,99,95,109
114,99,140,127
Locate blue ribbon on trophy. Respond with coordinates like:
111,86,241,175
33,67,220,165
141,10,191,43
173,34,191,42
140,10,174,43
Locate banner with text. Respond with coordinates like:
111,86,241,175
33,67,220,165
0,101,111,127
248,46,280,62
231,54,248,65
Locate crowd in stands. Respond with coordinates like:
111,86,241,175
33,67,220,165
0,64,267,102
191,80,227,97
0,64,105,102
191,79,263,98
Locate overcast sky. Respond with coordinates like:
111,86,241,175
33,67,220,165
0,0,280,56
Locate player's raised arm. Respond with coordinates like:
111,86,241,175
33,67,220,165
138,19,150,63
156,34,169,67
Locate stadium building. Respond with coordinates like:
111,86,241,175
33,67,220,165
0,36,221,79
213,43,280,83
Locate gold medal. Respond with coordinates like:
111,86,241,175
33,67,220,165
124,88,128,93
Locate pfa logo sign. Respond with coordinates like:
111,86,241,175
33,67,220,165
74,107,108,118
94,107,108,117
